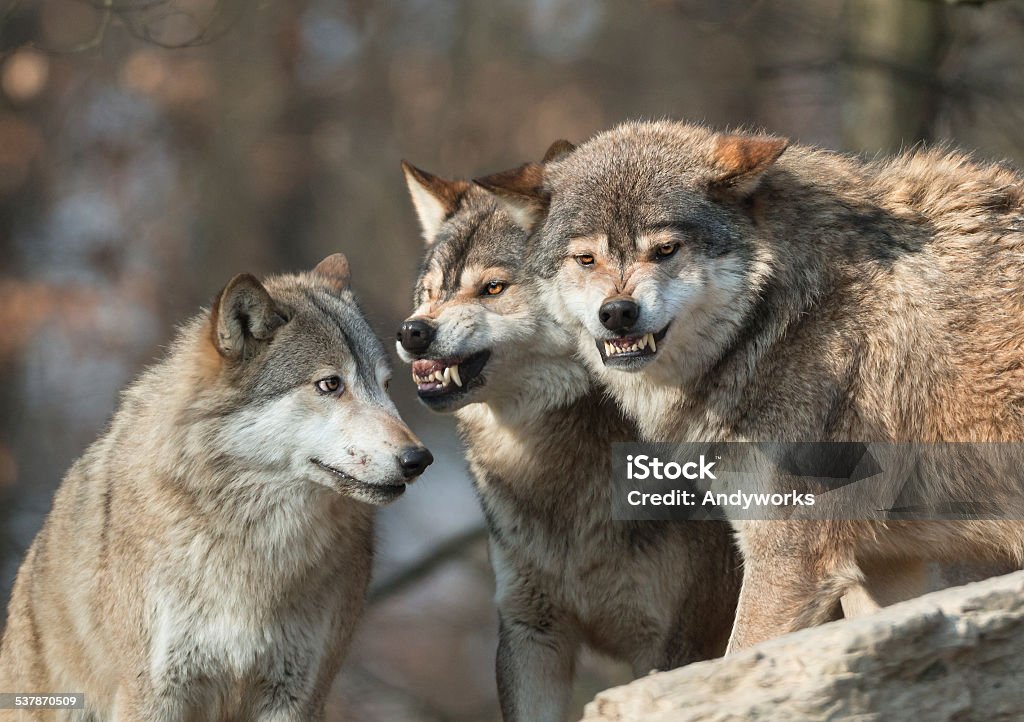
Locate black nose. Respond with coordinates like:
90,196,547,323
397,319,436,354
599,298,640,332
399,446,433,478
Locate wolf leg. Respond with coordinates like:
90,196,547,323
727,522,857,653
840,557,930,617
495,612,577,722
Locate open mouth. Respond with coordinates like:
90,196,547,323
411,350,490,399
596,325,671,369
310,458,406,503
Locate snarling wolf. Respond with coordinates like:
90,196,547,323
476,120,1024,652
397,150,740,722
0,255,432,721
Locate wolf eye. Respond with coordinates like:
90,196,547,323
315,376,343,395
575,254,595,267
654,243,679,260
481,280,506,296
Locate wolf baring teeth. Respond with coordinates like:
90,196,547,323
399,148,739,722
476,119,1024,655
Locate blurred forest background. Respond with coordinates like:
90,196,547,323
1,0,1023,719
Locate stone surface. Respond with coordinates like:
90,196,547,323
581,571,1024,722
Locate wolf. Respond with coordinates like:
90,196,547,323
396,150,741,722
0,254,432,721
475,120,1024,652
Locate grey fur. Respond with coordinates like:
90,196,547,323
486,120,1024,651
0,259,427,720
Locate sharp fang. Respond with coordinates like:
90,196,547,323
451,364,462,387
443,366,451,386
605,341,613,355
639,335,648,350
649,334,657,353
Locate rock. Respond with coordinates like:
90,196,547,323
581,570,1024,722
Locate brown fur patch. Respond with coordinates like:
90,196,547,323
542,139,577,164
474,163,549,206
312,253,352,292
711,134,789,187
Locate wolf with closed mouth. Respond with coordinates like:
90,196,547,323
0,254,432,721
476,120,1024,652
397,148,740,722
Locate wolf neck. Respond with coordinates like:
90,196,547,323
461,355,591,428
454,355,598,477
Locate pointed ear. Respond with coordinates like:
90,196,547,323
313,253,351,293
401,160,471,245
542,139,576,164
473,162,549,231
210,273,287,361
709,134,788,197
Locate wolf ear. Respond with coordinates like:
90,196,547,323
313,253,351,293
709,134,788,198
401,161,471,246
473,162,549,232
211,273,287,361
542,139,576,164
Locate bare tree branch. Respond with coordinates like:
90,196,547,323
368,525,488,605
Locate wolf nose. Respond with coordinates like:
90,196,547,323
599,298,640,332
398,319,436,354
399,446,433,478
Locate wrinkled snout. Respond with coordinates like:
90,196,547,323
399,446,433,478
599,296,640,333
398,318,436,354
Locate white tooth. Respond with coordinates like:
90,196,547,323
451,364,463,387
605,341,612,355
639,335,648,350
649,334,657,353
443,366,451,386
432,370,441,382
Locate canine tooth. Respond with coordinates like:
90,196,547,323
443,366,451,386
639,335,648,350
451,364,462,387
605,341,613,355
649,334,657,353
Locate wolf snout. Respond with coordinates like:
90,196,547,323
599,296,640,333
398,446,434,478
398,319,436,354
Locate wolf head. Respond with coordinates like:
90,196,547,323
193,254,431,505
396,146,588,414
476,121,786,383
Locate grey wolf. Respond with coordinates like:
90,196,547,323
475,120,1024,651
0,254,432,720
397,151,740,722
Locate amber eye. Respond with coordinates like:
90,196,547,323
575,254,596,267
654,243,678,260
315,376,343,394
481,280,506,296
